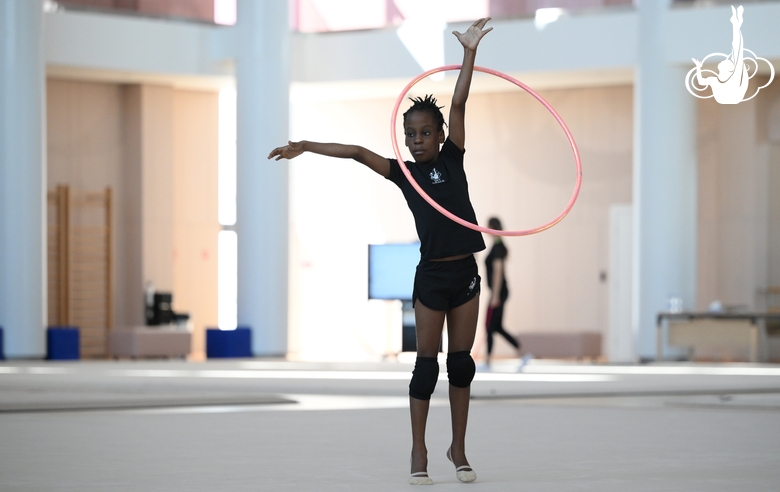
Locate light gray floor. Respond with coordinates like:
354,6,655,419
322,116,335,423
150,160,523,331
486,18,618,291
2,359,780,491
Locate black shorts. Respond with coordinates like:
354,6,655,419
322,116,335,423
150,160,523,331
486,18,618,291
413,255,481,311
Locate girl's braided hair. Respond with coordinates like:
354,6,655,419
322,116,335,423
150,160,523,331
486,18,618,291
403,94,447,132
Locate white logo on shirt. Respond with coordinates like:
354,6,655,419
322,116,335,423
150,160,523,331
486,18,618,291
430,168,445,184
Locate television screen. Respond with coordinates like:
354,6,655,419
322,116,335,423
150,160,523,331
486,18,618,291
368,242,420,300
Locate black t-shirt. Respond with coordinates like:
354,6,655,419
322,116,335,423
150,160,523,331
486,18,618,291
386,138,486,260
485,241,509,301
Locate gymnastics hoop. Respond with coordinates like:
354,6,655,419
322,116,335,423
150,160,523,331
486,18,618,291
391,65,582,237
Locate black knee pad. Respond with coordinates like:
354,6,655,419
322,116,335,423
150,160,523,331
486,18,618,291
409,356,439,400
447,351,475,388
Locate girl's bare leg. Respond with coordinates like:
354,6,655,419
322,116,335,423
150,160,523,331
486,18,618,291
409,397,430,475
410,301,445,475
446,294,480,470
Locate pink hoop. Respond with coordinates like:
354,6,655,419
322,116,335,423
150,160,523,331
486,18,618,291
391,65,582,237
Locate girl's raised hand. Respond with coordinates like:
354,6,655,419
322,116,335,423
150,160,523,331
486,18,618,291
268,140,304,161
452,17,492,51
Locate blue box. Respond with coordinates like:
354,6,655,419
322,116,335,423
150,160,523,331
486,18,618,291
46,326,80,360
206,327,252,358
0,326,4,360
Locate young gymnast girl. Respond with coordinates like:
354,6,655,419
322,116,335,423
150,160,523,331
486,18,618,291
269,17,493,485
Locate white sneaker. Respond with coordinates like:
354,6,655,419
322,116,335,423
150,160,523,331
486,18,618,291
517,353,533,372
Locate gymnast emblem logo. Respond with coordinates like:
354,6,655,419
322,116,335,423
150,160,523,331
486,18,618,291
685,5,774,104
429,168,445,184
469,277,477,291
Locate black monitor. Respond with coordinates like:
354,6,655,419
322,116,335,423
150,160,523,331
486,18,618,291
368,242,420,301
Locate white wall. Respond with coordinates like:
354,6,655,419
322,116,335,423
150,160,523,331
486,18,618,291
45,9,230,80
291,4,780,85
44,5,780,89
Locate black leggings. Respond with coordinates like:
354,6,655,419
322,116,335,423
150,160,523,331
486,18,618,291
486,302,520,355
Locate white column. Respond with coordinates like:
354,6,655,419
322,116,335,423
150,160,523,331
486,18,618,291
609,204,635,363
633,0,698,360
235,0,289,356
0,0,46,357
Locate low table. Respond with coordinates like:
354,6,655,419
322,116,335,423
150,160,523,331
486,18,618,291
109,326,192,359
656,312,780,362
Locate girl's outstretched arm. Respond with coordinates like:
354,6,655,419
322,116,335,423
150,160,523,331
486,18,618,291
450,17,492,150
268,140,390,178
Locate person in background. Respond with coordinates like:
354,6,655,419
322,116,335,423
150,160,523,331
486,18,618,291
484,217,528,369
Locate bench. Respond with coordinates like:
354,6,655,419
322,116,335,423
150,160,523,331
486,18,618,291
109,326,191,359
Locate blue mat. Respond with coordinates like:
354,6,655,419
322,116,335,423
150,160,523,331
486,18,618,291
47,326,80,360
206,327,252,358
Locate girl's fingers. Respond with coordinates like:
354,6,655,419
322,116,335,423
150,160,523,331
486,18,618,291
476,17,491,29
268,146,288,160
